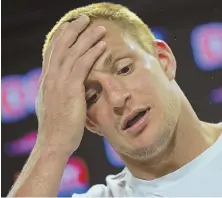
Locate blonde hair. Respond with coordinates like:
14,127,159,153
42,2,155,57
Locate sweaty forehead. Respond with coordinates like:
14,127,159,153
89,19,136,52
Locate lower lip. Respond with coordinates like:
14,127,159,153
125,110,149,135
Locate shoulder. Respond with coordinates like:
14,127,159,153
72,168,128,197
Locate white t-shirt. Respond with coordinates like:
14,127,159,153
73,126,222,197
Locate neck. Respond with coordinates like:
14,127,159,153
122,90,221,180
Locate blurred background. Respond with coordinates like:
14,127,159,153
2,0,222,197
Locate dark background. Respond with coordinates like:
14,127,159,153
2,0,222,197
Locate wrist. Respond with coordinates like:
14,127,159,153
33,141,71,162
35,131,76,158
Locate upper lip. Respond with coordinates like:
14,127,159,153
121,107,149,130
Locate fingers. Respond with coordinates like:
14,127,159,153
60,25,106,78
41,15,107,92
40,23,68,86
41,16,90,85
70,41,106,84
47,16,90,76
55,16,90,50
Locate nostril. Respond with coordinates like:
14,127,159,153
124,92,131,100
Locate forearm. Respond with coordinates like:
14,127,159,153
7,144,69,197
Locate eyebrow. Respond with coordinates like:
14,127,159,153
85,53,116,87
103,52,116,69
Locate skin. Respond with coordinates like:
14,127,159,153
7,16,222,197
84,19,222,180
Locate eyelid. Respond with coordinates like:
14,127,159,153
115,58,133,69
85,83,102,102
86,90,95,100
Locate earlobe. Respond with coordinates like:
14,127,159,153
166,68,176,81
152,40,177,81
85,117,103,136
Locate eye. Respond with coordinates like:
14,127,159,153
86,92,99,107
117,64,133,75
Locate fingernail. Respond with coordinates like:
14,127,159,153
98,41,106,48
77,15,89,22
61,22,69,29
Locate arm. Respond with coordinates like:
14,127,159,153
7,145,69,197
7,15,106,197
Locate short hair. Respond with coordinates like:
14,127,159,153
42,2,156,57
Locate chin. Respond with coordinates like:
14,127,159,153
134,120,162,146
126,121,175,160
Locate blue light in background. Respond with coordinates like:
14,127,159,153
1,68,41,123
209,86,222,104
103,138,124,168
1,75,28,123
22,68,42,114
152,27,167,41
191,22,222,71
4,131,37,157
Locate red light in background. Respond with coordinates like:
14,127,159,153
1,68,41,123
58,156,89,196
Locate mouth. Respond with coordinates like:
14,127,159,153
122,107,150,131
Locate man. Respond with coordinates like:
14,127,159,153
8,2,222,197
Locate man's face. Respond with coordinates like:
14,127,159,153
85,19,180,160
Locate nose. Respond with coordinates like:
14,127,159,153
102,77,131,114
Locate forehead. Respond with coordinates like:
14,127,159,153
90,19,138,53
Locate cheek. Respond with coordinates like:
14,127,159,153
128,65,157,93
87,103,113,127
140,59,167,93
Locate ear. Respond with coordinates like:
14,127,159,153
152,40,177,81
85,117,103,136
